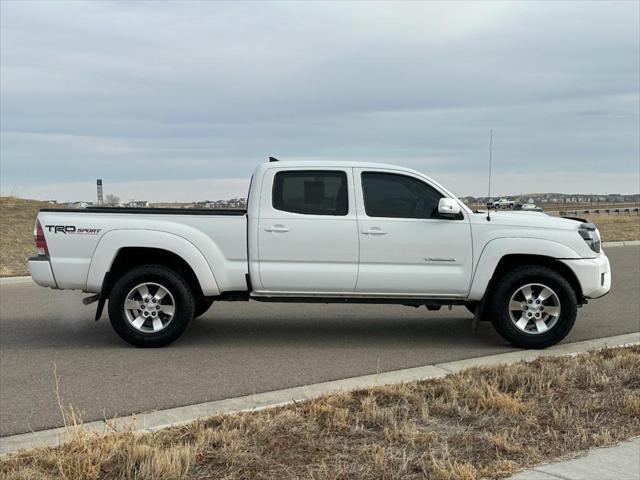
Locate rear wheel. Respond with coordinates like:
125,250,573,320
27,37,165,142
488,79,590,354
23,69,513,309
488,265,577,349
108,265,195,347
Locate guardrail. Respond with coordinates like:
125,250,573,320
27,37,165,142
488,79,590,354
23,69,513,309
536,202,639,212
559,207,639,216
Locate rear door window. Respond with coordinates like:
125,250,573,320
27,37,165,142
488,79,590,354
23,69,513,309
272,171,348,216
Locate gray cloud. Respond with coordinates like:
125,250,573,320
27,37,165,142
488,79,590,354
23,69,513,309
1,0,638,200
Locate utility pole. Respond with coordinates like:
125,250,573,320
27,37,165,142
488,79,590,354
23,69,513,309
96,179,103,206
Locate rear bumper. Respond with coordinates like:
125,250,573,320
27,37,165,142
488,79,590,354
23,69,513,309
560,252,611,299
28,256,58,288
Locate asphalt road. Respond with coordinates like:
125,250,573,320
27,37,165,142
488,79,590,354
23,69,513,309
1,246,638,437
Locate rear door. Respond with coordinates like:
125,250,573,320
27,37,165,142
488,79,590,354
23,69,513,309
354,168,473,296
256,167,359,293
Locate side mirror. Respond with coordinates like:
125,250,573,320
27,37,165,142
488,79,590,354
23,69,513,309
438,198,461,217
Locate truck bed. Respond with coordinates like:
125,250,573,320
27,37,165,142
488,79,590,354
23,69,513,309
36,207,249,294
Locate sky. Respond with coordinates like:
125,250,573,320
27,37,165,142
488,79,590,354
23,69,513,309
1,1,639,202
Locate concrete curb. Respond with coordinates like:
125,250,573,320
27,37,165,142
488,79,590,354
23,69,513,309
1,332,637,457
603,240,640,248
0,276,32,286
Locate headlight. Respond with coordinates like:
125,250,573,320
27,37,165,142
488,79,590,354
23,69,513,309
578,222,601,253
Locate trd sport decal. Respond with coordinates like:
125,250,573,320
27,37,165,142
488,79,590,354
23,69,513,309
45,225,102,235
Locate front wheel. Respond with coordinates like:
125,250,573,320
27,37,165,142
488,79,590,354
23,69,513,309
108,265,195,347
488,265,577,349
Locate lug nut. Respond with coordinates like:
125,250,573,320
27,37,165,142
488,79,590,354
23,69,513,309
141,305,145,309
523,305,528,310
152,311,156,317
536,300,541,304
527,299,533,304
527,312,532,317
539,306,544,311
144,298,149,303
152,298,157,303
143,311,149,316
156,305,160,310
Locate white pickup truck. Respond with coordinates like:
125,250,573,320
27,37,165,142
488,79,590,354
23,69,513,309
29,160,610,348
489,198,516,210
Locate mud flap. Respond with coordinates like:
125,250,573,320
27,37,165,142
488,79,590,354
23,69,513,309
95,295,106,321
94,271,113,321
472,296,488,333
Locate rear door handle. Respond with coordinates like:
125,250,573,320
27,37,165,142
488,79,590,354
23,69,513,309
265,225,290,233
362,228,387,236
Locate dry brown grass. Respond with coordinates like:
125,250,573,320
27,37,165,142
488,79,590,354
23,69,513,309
583,214,640,243
2,346,639,480
0,197,58,277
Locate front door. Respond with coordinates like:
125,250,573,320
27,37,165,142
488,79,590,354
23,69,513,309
256,167,359,293
354,169,473,296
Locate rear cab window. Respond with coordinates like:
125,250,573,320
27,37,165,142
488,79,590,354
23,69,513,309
272,170,348,216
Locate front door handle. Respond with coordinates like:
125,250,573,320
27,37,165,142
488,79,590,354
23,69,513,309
265,225,290,233
362,228,387,236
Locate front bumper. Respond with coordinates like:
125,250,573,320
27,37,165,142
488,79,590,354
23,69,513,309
560,252,611,299
28,256,58,288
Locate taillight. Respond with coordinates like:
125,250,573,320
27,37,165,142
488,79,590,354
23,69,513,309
34,220,49,256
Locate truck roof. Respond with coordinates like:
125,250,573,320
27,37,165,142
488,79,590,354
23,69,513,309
255,160,429,176
255,160,468,212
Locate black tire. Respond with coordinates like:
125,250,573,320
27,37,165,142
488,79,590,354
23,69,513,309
108,265,195,347
488,265,577,349
194,299,214,318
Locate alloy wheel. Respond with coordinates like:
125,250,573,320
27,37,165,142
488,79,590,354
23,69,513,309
123,282,176,333
508,283,561,334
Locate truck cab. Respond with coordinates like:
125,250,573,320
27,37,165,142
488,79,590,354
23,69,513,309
248,161,473,297
30,160,611,349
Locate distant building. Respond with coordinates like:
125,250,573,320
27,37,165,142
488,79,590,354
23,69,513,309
454,192,639,207
198,198,248,209
125,200,149,208
227,197,247,208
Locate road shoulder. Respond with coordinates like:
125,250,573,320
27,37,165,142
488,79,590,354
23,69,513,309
1,332,637,457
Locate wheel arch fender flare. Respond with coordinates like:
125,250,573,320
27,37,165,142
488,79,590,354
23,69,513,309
86,229,220,297
468,237,581,301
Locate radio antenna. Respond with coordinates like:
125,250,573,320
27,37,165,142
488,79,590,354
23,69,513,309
487,128,493,222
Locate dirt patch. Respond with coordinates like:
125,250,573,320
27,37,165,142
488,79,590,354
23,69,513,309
583,214,640,243
0,197,58,277
1,346,638,480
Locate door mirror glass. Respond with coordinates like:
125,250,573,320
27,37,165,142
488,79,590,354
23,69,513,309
437,198,461,217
